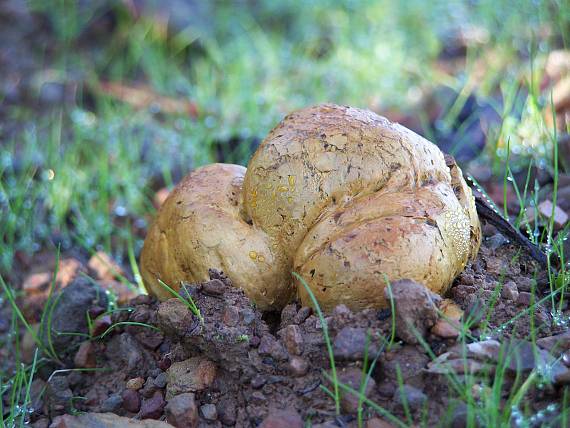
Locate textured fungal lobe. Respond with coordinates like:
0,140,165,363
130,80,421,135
141,104,481,311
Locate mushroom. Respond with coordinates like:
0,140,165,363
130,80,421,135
141,104,481,311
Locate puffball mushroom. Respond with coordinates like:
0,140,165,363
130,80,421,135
140,104,481,311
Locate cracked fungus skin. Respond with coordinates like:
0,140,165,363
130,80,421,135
141,104,482,311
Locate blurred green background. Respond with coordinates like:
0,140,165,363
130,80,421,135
1,0,568,274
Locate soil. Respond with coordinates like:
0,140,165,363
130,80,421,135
4,219,569,427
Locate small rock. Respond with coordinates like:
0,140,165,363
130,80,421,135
222,306,240,326
21,323,40,364
141,377,160,399
393,384,427,411
294,307,312,324
538,200,568,229
201,279,226,295
280,304,298,326
126,377,145,390
366,418,397,428
431,320,460,338
426,353,487,375
537,331,570,354
153,372,167,389
501,281,519,301
332,304,352,317
517,292,533,306
32,418,50,428
486,233,509,250
554,368,570,385
166,357,217,398
333,327,379,360
258,335,289,361
50,412,172,427
463,298,486,327
100,393,123,413
281,325,304,355
449,402,469,428
251,374,267,389
385,279,440,344
46,375,73,416
157,299,195,336
106,333,156,377
165,393,198,428
287,356,309,377
336,367,376,414
88,251,124,281
217,399,237,426
22,272,51,295
259,408,303,428
122,389,141,413
90,315,112,338
200,403,217,420
135,329,164,351
56,258,84,288
382,345,429,386
140,390,166,419
99,280,137,305
41,278,108,362
516,277,535,292
74,341,96,368
465,340,501,361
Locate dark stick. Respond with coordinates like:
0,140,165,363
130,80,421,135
474,195,548,268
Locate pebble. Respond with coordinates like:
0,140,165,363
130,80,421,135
41,278,108,361
201,279,226,295
22,272,51,295
157,299,195,336
333,327,379,360
393,384,427,411
259,408,304,428
90,315,112,337
287,356,309,377
140,390,166,419
280,304,298,326
538,200,568,229
501,281,519,301
121,389,141,413
537,331,570,354
336,367,376,414
222,306,240,326
50,413,172,427
46,375,73,416
100,393,123,413
385,279,440,344
281,325,304,355
87,251,124,281
294,307,312,324
251,374,267,389
73,341,96,368
153,372,168,389
200,403,218,420
165,393,198,428
258,335,289,361
166,357,217,398
366,418,397,428
217,399,237,426
126,377,145,390
517,292,533,306
382,345,429,386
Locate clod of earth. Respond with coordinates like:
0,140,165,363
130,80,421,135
141,103,481,311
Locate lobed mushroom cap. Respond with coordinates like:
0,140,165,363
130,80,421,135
141,104,481,311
